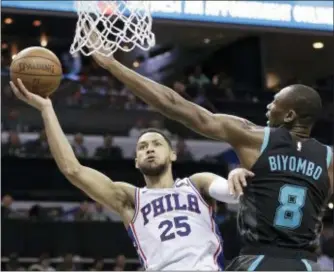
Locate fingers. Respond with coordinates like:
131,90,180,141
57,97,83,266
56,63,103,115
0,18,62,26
17,79,31,99
240,175,247,187
245,169,255,177
228,179,235,196
10,81,28,101
232,176,244,197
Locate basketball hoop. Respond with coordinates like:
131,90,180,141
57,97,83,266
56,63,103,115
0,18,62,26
70,1,155,57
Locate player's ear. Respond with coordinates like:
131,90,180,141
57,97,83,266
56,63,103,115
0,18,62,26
284,109,297,123
170,150,177,162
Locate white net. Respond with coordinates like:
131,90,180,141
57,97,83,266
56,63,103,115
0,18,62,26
70,1,155,57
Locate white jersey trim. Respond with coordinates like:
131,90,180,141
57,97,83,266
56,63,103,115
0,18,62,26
130,187,140,223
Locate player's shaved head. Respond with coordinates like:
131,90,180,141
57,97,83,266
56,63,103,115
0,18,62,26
266,84,322,129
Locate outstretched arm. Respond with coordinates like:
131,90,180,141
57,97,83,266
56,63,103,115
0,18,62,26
86,24,264,150
92,56,263,151
10,80,136,215
190,169,254,204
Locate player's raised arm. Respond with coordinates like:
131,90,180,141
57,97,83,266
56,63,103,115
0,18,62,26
84,25,264,150
190,169,254,204
92,60,263,151
9,79,136,215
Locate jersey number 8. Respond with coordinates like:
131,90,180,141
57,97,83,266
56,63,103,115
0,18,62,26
274,185,307,229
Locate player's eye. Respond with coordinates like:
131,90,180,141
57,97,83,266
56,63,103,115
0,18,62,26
138,145,145,150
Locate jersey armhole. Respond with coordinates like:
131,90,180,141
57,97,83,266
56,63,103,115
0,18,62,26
187,178,210,209
130,188,140,223
260,127,270,154
326,145,332,168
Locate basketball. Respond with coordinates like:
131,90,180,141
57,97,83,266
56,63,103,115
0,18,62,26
10,46,62,97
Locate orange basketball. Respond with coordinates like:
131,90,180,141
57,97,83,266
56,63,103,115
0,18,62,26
10,47,63,97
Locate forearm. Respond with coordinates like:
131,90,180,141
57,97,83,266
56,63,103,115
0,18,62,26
208,176,239,204
107,60,183,118
41,105,80,174
191,173,239,204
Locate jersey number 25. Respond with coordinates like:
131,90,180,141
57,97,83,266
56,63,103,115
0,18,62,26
159,216,191,242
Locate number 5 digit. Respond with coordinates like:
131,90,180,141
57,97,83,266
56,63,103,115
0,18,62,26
175,216,191,237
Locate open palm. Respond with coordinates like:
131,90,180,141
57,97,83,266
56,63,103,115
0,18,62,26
83,23,115,69
10,79,52,111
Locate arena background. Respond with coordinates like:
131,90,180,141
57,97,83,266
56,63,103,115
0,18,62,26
1,1,333,271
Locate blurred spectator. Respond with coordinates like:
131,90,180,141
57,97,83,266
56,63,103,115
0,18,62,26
57,253,76,271
91,203,110,222
2,131,26,157
129,119,146,138
89,258,104,271
173,81,187,97
94,135,123,160
47,208,62,221
66,89,83,107
108,96,122,109
74,201,92,221
125,95,145,110
1,194,14,218
212,73,235,100
25,130,51,158
72,133,88,158
28,253,55,271
188,65,210,88
5,253,25,271
175,138,193,162
150,119,172,139
29,204,45,221
113,255,127,271
3,109,27,132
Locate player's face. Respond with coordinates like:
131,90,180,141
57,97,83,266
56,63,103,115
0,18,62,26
266,87,296,127
135,133,176,177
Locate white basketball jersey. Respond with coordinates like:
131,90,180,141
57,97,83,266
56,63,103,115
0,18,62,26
127,178,224,271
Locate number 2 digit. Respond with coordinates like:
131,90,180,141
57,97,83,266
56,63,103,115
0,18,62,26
159,220,175,241
274,185,307,229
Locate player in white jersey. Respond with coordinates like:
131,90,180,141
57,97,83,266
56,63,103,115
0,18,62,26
9,79,253,271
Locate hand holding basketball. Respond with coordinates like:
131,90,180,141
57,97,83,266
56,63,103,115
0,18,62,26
10,79,52,111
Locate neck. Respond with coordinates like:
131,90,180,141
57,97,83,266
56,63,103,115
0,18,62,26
144,168,174,189
288,123,311,138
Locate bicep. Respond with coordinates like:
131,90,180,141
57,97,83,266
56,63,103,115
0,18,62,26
173,99,262,146
66,166,135,213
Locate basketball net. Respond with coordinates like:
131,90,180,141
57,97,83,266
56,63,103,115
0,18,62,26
70,1,155,57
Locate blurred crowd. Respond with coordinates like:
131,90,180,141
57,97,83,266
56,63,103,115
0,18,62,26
3,252,140,271
1,128,195,162
2,194,118,222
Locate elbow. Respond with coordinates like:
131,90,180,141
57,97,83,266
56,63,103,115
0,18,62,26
61,164,81,177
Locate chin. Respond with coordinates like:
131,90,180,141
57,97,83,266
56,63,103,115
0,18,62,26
139,163,167,177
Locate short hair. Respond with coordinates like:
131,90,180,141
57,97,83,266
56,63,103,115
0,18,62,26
137,128,173,148
289,84,322,126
